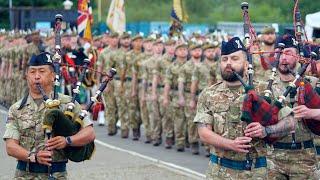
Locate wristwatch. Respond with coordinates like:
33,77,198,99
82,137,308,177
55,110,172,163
66,136,73,146
27,152,36,163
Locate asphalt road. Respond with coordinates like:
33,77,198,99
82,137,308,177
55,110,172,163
0,106,208,180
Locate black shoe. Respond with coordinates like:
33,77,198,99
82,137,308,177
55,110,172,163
121,129,129,138
191,142,199,155
205,150,210,157
165,137,174,149
145,136,152,144
132,129,140,141
177,146,185,152
153,138,162,146
108,129,117,136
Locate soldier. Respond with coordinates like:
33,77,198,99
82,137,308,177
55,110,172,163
140,37,154,143
3,52,95,179
260,26,277,69
97,32,119,136
160,39,176,148
178,42,203,154
191,42,219,157
126,34,144,141
194,37,269,179
247,34,320,179
163,43,188,152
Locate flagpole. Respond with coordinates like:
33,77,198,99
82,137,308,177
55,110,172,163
98,0,101,22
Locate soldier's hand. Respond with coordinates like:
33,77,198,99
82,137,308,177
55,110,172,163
36,150,52,166
293,105,314,119
178,97,185,108
244,122,267,138
229,137,252,153
189,100,196,111
46,136,67,150
151,94,157,102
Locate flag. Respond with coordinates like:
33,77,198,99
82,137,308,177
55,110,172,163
106,0,126,34
171,0,188,23
77,0,93,41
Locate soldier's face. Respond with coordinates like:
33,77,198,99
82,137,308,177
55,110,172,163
278,48,297,74
204,48,215,60
165,44,175,56
263,33,276,46
175,47,188,58
26,65,55,94
143,41,153,52
220,50,246,82
132,39,142,49
120,38,131,47
153,43,164,54
110,37,119,47
190,48,202,59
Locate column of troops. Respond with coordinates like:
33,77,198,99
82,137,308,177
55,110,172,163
1,27,320,178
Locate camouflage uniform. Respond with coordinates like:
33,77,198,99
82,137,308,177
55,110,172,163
158,54,174,141
179,59,199,146
142,55,162,142
112,47,129,136
194,82,267,179
165,60,187,149
3,93,92,179
125,50,143,132
138,51,153,141
98,46,118,134
267,75,320,179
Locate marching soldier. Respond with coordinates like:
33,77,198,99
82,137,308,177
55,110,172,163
126,34,144,141
98,32,119,136
140,37,154,143
163,43,188,152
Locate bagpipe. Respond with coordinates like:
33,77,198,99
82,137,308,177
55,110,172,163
238,1,320,145
36,14,117,166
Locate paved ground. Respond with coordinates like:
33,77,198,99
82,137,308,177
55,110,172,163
0,106,207,180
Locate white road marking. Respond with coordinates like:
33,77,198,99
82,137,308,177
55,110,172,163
95,139,206,180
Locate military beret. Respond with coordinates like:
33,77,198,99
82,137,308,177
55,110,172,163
275,34,298,49
164,39,176,46
28,52,53,66
261,26,275,34
120,32,131,39
175,43,189,50
221,37,246,55
132,34,143,41
109,32,119,38
202,41,219,51
189,43,202,50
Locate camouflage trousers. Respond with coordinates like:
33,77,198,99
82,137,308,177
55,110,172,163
170,103,186,148
184,93,199,144
160,97,174,139
103,83,118,133
114,80,129,131
126,82,141,130
146,93,162,141
139,87,151,139
205,161,267,180
268,148,320,179
14,169,67,180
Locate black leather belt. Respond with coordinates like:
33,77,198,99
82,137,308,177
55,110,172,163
273,140,314,150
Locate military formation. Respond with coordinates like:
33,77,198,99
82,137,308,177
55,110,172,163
2,25,320,179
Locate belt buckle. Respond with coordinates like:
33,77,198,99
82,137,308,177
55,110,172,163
245,160,252,170
217,157,221,165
